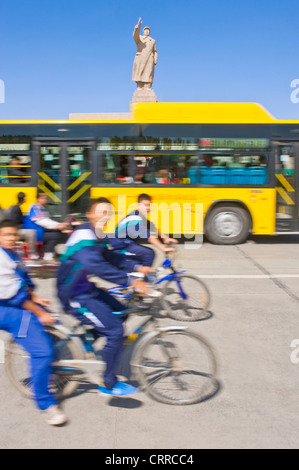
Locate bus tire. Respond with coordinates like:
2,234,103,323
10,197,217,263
205,204,251,245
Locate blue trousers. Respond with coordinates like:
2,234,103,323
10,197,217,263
0,306,57,410
70,289,127,389
114,242,155,268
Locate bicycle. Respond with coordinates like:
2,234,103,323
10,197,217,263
110,246,211,322
5,294,218,406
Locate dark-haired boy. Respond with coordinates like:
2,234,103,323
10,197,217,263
111,193,178,268
57,198,150,397
0,220,67,426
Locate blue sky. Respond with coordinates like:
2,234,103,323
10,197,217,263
0,0,298,120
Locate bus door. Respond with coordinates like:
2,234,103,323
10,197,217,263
274,141,299,231
33,140,94,220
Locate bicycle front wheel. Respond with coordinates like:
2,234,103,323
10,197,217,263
161,274,211,321
5,326,85,400
133,328,217,405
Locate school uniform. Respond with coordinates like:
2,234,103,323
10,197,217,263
0,247,57,410
57,223,140,389
110,210,156,267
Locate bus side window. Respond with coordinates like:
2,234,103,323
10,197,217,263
0,166,8,184
197,153,268,185
0,154,32,186
100,154,132,184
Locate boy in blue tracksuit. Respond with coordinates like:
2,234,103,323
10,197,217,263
0,219,67,426
57,197,149,396
110,193,177,268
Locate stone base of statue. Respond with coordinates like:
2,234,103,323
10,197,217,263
131,87,157,103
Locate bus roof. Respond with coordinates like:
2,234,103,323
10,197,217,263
0,102,299,125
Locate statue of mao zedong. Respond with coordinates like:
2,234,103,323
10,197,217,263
132,18,158,90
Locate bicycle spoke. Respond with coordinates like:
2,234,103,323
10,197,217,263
135,329,217,405
162,275,211,321
6,327,84,400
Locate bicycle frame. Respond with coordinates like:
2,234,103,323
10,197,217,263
50,313,160,385
108,255,187,302
51,255,191,385
155,270,187,299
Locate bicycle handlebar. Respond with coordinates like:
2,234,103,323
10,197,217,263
128,272,145,279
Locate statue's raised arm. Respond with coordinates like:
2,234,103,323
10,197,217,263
133,18,142,44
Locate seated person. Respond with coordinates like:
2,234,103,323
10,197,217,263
202,155,213,167
0,219,67,426
57,197,150,397
155,169,169,184
134,167,146,184
110,193,178,269
23,190,68,263
7,192,38,260
9,157,27,184
258,155,267,167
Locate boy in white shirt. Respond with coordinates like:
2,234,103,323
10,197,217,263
0,219,67,426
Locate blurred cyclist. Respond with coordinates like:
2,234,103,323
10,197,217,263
57,197,150,397
110,193,178,267
24,190,68,264
0,219,67,426
7,192,39,260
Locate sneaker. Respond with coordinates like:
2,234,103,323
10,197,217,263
97,381,138,397
42,405,68,426
146,288,162,298
43,253,55,261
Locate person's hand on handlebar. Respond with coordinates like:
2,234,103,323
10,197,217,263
130,279,150,296
38,310,57,327
162,245,176,253
58,221,71,231
163,237,178,246
148,235,178,254
137,266,156,276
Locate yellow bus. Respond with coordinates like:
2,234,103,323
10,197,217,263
0,102,298,244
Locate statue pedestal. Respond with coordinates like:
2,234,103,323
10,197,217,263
131,87,157,103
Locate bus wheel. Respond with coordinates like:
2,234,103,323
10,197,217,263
205,204,251,245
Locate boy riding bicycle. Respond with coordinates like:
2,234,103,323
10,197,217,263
57,197,150,397
0,219,67,426
110,193,178,268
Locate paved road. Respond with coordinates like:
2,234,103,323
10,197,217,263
1,235,299,449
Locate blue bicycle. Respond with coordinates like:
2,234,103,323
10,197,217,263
5,298,218,406
109,249,211,322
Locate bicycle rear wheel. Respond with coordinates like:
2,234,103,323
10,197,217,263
132,328,217,405
5,326,85,400
161,274,211,321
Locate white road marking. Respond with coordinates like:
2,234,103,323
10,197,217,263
196,274,299,279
